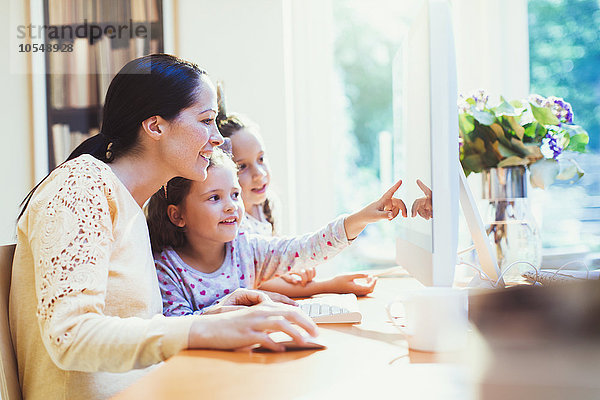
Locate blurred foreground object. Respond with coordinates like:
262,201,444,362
469,281,600,400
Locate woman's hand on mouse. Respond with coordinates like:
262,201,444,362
188,302,318,352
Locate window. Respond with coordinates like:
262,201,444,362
528,0,600,264
327,0,409,270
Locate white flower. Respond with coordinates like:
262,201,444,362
528,94,547,107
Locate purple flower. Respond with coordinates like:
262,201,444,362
547,96,573,124
541,131,563,160
528,94,547,107
528,95,574,124
457,96,469,113
471,89,489,111
458,89,489,113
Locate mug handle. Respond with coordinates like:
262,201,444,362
385,300,413,336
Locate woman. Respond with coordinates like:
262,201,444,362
9,54,316,400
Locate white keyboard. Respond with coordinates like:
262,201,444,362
296,293,362,324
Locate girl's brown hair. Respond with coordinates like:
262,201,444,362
146,177,193,254
146,148,237,253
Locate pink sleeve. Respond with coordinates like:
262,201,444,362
247,216,350,285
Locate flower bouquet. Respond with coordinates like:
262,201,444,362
458,90,589,277
458,90,589,189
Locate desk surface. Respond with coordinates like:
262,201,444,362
113,275,474,399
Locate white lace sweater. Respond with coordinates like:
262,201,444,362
9,155,197,400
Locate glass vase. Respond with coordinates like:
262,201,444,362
481,166,542,280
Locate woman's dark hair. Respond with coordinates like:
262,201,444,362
146,148,237,254
71,54,207,162
215,85,276,233
19,54,207,220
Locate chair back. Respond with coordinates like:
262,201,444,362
0,244,21,400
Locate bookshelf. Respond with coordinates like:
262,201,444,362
32,0,171,174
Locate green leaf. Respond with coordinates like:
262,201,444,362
472,137,486,153
530,103,560,125
556,159,585,181
523,144,543,162
470,108,495,125
509,100,524,108
458,113,474,134
461,155,484,173
566,133,589,152
493,100,516,116
522,121,549,139
509,138,531,157
482,149,502,167
523,123,537,138
466,98,476,106
490,123,513,149
559,131,570,149
489,123,505,139
497,142,519,158
562,124,587,136
497,156,529,167
534,122,548,138
505,116,525,140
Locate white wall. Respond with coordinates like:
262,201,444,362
1,0,34,244
0,0,530,244
452,0,530,100
284,0,338,234
175,0,337,234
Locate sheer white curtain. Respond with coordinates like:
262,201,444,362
175,0,338,235
451,0,530,100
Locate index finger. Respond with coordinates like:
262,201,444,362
383,179,403,198
416,179,432,197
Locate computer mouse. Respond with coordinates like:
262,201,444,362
254,331,327,352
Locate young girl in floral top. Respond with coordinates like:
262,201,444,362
147,148,407,316
217,112,374,294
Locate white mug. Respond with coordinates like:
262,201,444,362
386,287,469,352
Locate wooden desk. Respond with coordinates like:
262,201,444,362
113,275,474,399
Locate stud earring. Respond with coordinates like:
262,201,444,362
105,142,114,160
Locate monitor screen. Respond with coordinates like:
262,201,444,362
393,0,459,286
393,0,433,254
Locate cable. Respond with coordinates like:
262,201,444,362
456,260,493,282
457,258,542,288
552,260,591,279
456,258,500,288
495,260,539,287
458,251,594,287
457,245,476,256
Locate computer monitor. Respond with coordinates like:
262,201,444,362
392,0,501,287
